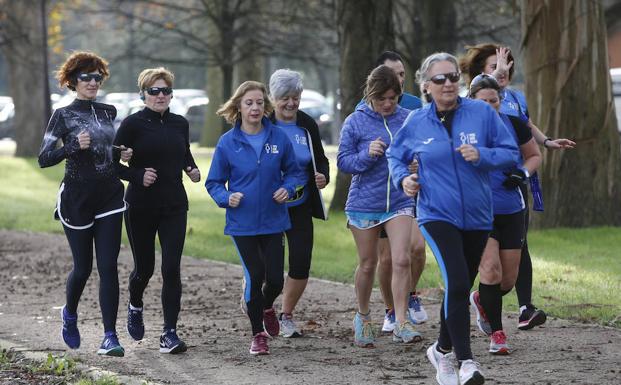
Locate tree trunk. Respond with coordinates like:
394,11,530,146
202,64,224,147
330,0,395,212
1,0,50,157
521,0,621,227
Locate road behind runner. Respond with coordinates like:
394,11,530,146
0,229,619,384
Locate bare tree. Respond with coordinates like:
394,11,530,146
521,0,621,227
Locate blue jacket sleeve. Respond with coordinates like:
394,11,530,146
387,121,415,191
337,116,378,174
280,137,305,197
473,109,519,171
205,140,232,208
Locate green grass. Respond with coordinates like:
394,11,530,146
0,155,620,327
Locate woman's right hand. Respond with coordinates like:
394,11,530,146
229,192,244,208
143,168,157,187
402,174,420,197
368,137,386,157
77,130,91,150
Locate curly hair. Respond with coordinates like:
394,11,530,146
217,81,273,124
363,65,402,104
458,43,515,87
55,51,109,91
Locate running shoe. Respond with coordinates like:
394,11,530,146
518,304,547,330
469,291,492,336
60,305,80,349
459,359,485,385
126,303,144,341
249,331,270,355
279,313,302,338
381,308,396,333
392,320,422,343
408,294,428,324
489,330,509,355
263,307,280,337
159,329,187,354
426,341,459,385
97,332,124,357
353,312,376,348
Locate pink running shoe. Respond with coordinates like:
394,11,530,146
263,307,280,337
249,331,270,355
489,330,510,355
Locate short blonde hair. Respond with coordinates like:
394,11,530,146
137,67,174,90
217,81,273,124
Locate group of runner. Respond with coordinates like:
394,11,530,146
40,45,574,385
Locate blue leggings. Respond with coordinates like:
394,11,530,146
63,213,122,333
420,221,489,361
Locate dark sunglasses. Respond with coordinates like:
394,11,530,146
77,73,103,82
469,74,502,98
429,72,460,85
144,87,173,96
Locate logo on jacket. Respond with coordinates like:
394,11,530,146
264,143,279,154
459,132,478,145
423,137,434,144
295,134,307,145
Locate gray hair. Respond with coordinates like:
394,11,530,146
415,52,459,84
269,69,303,100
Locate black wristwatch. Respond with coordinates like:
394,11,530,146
543,138,552,148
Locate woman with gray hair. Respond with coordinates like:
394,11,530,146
387,52,519,385
268,69,330,337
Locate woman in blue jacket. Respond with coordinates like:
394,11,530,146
387,52,518,385
205,81,303,355
337,65,421,348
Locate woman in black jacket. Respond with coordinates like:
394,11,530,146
268,69,330,337
114,67,200,354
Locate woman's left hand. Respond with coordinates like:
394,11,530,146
185,167,201,182
118,146,133,162
315,172,327,189
456,144,480,162
273,187,289,204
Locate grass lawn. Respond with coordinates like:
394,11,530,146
0,155,619,327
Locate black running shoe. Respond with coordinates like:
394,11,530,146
160,329,187,354
518,305,547,330
127,303,145,341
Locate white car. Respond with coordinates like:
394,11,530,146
611,68,621,133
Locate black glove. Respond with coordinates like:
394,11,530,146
502,167,528,189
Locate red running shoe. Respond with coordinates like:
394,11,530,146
489,330,510,355
263,307,280,337
249,331,270,355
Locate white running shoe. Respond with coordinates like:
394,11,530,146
381,309,396,333
459,359,485,385
408,294,428,324
279,313,302,338
426,341,459,385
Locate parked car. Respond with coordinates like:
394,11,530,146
184,97,209,142
612,68,621,133
0,97,14,139
300,89,335,144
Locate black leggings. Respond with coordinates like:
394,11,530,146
515,185,533,307
420,221,489,361
63,213,122,333
286,200,314,280
125,206,187,330
232,234,285,335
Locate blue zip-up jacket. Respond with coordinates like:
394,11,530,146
205,117,304,236
337,103,413,213
387,97,519,230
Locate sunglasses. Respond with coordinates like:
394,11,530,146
469,74,502,97
429,72,460,85
144,87,173,96
77,73,103,82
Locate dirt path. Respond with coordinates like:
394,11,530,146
0,229,619,384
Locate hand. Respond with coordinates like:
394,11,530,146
315,172,327,189
408,158,419,174
545,138,575,149
229,192,244,208
456,144,480,162
492,47,513,82
401,174,420,197
77,130,90,150
273,187,289,204
502,167,528,189
368,136,386,157
143,168,157,187
119,145,133,162
185,166,201,182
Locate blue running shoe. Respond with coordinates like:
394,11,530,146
408,294,428,324
126,303,144,341
160,329,187,354
353,312,376,348
393,320,423,343
97,332,125,357
60,305,80,349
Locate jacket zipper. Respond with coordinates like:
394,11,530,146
444,120,466,228
382,117,393,213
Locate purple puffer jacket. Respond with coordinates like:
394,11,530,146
337,103,413,213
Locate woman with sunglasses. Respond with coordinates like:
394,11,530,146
459,44,575,331
113,67,200,354
467,74,541,356
39,51,131,356
387,52,519,385
338,65,421,349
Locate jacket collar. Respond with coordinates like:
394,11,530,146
232,116,273,142
428,96,463,121
69,98,96,111
142,106,170,120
